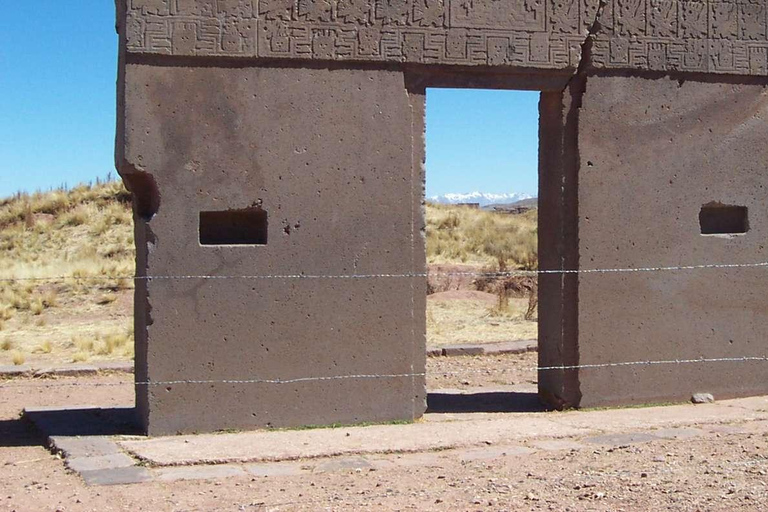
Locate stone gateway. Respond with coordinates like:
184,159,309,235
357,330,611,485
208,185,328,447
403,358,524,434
116,0,768,435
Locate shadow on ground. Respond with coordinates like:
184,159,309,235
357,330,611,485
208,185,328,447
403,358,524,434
427,392,546,413
23,407,141,438
0,418,46,448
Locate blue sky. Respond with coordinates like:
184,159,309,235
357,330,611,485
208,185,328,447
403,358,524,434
0,3,539,199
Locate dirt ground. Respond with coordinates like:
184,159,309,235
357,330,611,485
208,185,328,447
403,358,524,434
2,354,768,511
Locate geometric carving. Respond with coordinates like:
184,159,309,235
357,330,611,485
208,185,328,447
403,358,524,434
593,0,768,75
120,0,768,76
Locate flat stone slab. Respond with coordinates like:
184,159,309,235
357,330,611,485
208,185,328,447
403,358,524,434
313,457,374,473
25,394,768,486
79,466,152,486
584,432,662,447
52,436,123,459
33,365,100,377
155,465,248,482
432,340,537,358
529,439,587,452
457,445,535,462
67,453,136,473
244,462,309,478
120,416,587,466
120,396,768,468
0,365,32,376
0,362,134,379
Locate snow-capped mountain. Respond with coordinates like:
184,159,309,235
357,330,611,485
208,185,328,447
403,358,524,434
428,191,534,207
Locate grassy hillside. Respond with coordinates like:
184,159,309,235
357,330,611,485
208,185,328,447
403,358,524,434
0,181,135,365
0,182,537,366
426,202,537,268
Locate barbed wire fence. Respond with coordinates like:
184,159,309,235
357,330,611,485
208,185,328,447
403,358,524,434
2,259,768,390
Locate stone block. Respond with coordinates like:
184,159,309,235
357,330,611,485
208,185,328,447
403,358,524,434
442,345,485,357
79,466,153,486
67,453,136,473
154,465,248,482
51,436,122,459
120,64,427,435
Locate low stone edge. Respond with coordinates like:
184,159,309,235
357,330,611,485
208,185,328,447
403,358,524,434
0,362,135,380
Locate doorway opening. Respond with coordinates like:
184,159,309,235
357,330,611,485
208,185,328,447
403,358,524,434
424,88,543,413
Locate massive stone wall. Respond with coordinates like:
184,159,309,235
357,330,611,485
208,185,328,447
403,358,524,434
117,0,768,435
124,1,768,76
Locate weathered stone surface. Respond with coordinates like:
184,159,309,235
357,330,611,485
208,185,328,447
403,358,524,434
119,0,596,70
116,0,768,436
433,340,537,358
312,457,373,473
574,74,768,408
442,345,484,357
584,432,662,447
34,365,99,378
457,445,535,462
244,462,308,477
692,393,716,404
79,466,153,486
51,437,123,459
154,465,248,482
0,365,32,377
67,453,137,473
119,1,768,76
119,64,426,435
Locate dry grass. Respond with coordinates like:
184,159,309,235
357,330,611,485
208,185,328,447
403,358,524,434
11,350,25,366
426,202,537,268
0,179,135,365
427,297,537,348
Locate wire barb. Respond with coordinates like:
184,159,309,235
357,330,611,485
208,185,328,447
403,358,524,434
2,356,768,389
1,260,767,283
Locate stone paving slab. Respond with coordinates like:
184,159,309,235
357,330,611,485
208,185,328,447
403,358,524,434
67,453,136,473
52,436,123,459
529,439,587,452
120,397,768,468
431,340,537,358
244,462,309,477
0,362,134,379
120,415,588,467
26,393,768,487
79,466,153,486
0,365,32,377
155,465,248,482
313,457,374,474
584,432,662,447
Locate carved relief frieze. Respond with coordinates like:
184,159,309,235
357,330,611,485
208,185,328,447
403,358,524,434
122,0,768,75
592,0,768,75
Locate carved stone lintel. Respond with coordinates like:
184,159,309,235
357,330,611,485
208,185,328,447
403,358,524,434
121,0,768,76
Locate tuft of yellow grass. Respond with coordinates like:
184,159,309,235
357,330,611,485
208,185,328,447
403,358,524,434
96,293,118,305
72,335,95,353
11,350,25,366
1,338,13,351
0,307,13,322
33,340,53,354
426,203,537,268
72,352,89,363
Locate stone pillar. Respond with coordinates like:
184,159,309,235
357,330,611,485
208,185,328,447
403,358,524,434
555,73,768,407
117,64,427,435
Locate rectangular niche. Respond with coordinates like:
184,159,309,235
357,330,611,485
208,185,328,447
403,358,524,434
699,203,749,236
199,208,268,245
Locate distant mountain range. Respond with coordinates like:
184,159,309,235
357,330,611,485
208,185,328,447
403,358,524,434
428,192,536,208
